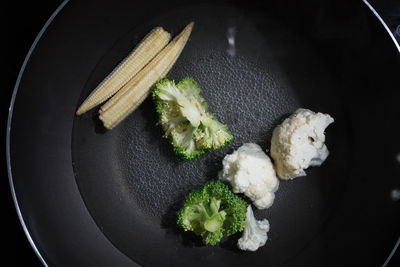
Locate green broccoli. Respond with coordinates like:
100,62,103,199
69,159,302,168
177,180,247,245
152,77,233,160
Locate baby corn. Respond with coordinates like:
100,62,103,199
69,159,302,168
76,27,171,115
99,22,194,129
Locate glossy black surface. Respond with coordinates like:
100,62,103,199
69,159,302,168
369,0,400,42
7,0,400,266
72,4,349,267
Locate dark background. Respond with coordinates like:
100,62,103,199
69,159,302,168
2,2,64,266
1,0,399,266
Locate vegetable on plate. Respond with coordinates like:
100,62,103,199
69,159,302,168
237,205,270,251
76,26,171,115
153,77,233,159
219,143,279,209
177,180,247,245
99,22,194,129
270,108,334,180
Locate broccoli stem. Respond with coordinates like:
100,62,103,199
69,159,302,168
204,213,224,232
196,198,226,233
209,197,221,214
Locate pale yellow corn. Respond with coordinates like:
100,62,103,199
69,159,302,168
99,23,193,115
99,22,194,129
99,48,178,115
76,27,171,115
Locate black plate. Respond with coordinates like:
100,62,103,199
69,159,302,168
8,0,400,266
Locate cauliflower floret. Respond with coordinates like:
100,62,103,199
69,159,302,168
219,143,279,209
271,108,334,180
238,205,270,251
253,192,275,210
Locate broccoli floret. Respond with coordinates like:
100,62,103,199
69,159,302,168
195,116,233,150
177,180,247,245
152,77,233,160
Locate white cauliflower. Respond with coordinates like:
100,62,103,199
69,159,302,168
219,143,279,209
271,108,334,180
238,205,270,251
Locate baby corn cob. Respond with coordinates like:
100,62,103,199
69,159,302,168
99,23,194,116
98,47,178,114
76,27,171,115
99,22,194,129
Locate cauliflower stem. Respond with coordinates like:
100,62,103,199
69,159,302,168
238,205,270,251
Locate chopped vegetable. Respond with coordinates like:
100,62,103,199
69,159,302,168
271,108,334,180
76,27,171,115
152,78,233,160
237,205,270,251
99,22,194,129
177,180,247,245
219,143,279,209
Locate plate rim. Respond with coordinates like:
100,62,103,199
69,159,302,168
6,1,70,265
6,0,399,266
